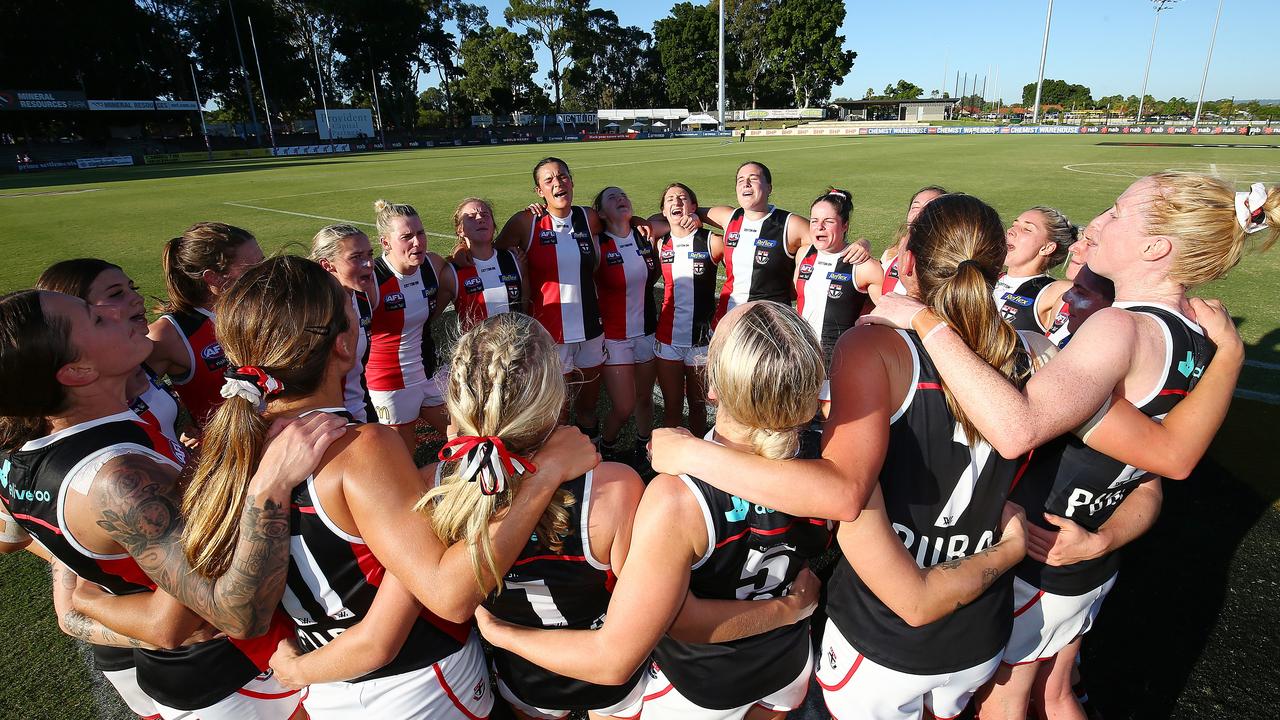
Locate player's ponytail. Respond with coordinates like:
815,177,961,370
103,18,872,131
1146,172,1278,288
0,291,74,452
161,222,255,315
417,313,572,593
183,256,349,578
909,194,1028,446
706,301,825,461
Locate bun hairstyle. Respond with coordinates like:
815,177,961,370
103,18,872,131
811,188,854,238
418,313,572,592
0,291,76,451
310,224,368,263
182,256,351,578
37,259,122,301
1027,205,1076,268
1145,172,1279,288
908,194,1030,446
706,301,825,461
372,199,420,242
161,222,256,315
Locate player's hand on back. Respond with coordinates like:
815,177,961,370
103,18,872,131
1188,297,1243,359
529,426,601,488
249,413,349,496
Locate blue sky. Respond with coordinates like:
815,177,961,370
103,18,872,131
458,0,1277,103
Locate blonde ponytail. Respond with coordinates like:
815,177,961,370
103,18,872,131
416,313,571,592
909,194,1028,446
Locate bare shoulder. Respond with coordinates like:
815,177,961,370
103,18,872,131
589,462,644,512
92,452,184,553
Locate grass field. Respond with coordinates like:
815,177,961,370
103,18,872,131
1,134,1277,718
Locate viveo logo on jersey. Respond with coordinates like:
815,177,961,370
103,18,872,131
383,292,406,311
463,276,484,294
0,459,10,490
538,229,558,245
200,342,227,371
605,250,625,265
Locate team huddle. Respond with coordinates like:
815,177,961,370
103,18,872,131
0,156,1275,720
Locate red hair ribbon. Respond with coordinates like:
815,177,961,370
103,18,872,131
438,436,537,496
226,366,284,396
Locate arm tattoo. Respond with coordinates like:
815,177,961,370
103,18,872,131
92,454,292,637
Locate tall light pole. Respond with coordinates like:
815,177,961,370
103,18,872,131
1031,0,1054,124
313,34,331,140
246,15,275,149
225,0,260,144
1192,0,1224,128
717,0,725,129
371,68,386,149
1137,0,1179,123
190,64,212,160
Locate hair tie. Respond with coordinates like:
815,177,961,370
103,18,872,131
438,436,537,496
220,366,284,411
1235,182,1269,235
956,259,983,273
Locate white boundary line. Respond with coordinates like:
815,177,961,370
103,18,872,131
222,201,456,239
1061,161,1280,179
229,140,850,203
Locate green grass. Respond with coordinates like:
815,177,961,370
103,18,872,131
1,134,1278,718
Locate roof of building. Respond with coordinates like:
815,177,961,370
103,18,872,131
832,98,958,108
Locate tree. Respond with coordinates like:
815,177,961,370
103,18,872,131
456,25,548,118
766,0,855,107
563,8,661,111
652,2,718,111
864,87,875,100
724,0,782,109
881,80,923,100
1021,79,1092,110
504,0,587,114
421,1,489,128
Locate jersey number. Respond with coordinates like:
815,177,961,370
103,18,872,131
507,579,569,627
736,546,793,600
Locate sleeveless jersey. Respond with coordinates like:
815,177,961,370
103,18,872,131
283,417,470,682
482,471,645,710
367,256,440,391
0,412,289,710
596,230,658,340
525,207,602,344
1012,304,1212,595
1046,299,1072,348
342,290,376,423
994,274,1055,333
131,365,181,444
161,308,227,424
654,460,833,710
715,207,794,323
452,248,523,333
656,230,717,347
881,256,908,296
826,331,1034,675
796,246,871,360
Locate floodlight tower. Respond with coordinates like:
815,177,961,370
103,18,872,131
1136,0,1180,123
1192,0,1225,127
717,0,725,129
1031,0,1053,124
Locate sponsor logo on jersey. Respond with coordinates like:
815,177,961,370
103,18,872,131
383,292,406,311
424,284,437,298
754,237,779,249
130,396,149,416
0,459,10,490
661,249,676,263
828,647,838,669
473,680,486,701
893,522,997,568
359,315,371,329
200,342,227,371
798,262,814,280
755,249,771,266
463,276,484,293
605,250,624,265
688,251,710,260
1002,293,1033,307
539,229,558,244
168,440,188,466
572,230,590,241
726,231,740,246
827,271,852,283
499,273,520,284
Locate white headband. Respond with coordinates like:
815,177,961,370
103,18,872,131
1235,182,1269,235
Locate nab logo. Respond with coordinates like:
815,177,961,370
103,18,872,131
383,292,406,311
463,276,484,293
539,229,558,245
